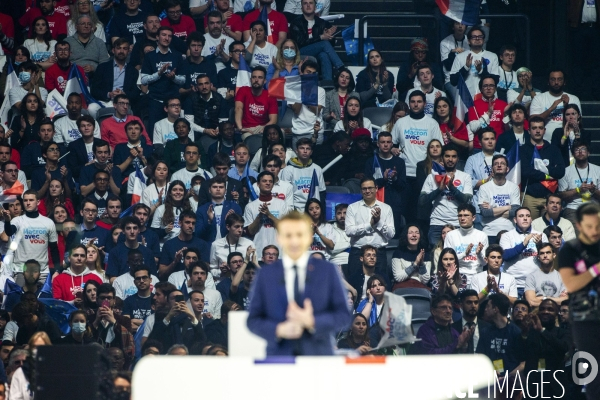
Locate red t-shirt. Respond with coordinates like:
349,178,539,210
0,13,14,54
160,14,196,40
235,86,278,128
242,9,288,45
45,63,87,95
439,122,469,145
20,10,68,40
468,98,508,149
204,13,244,34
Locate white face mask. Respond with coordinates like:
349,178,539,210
192,184,201,196
72,321,86,334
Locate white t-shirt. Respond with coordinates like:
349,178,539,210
477,179,521,236
24,38,57,62
421,169,473,226
250,147,296,172
449,50,500,98
151,202,198,242
391,115,444,177
507,89,535,108
113,273,159,300
469,270,518,299
11,214,58,274
440,34,470,84
499,228,548,288
498,69,518,91
530,91,581,142
153,118,177,145
253,179,294,212
141,183,168,208
333,117,372,134
243,197,288,256
202,33,233,72
283,0,329,15
524,267,566,298
330,223,350,266
444,227,488,280
209,236,255,278
54,116,101,144
249,41,278,68
279,163,326,211
167,270,216,290
185,286,223,319
170,167,213,189
8,86,48,107
559,163,600,209
308,222,337,260
291,87,326,136
405,87,446,117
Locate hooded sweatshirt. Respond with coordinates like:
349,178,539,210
279,157,326,211
52,267,104,302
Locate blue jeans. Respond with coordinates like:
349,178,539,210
300,41,344,81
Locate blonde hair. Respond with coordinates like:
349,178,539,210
69,0,101,31
28,331,52,348
274,39,301,70
86,243,104,275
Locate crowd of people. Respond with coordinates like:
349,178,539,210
0,0,596,398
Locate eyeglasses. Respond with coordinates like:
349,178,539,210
83,208,98,214
470,35,484,40
134,276,150,282
435,305,453,311
264,252,278,257
361,187,376,192
4,169,18,173
168,103,181,108
513,306,529,312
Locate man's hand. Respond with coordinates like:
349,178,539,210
457,326,474,349
465,243,474,257
204,129,218,137
561,94,570,105
165,68,177,80
370,206,381,226
174,247,186,264
474,59,483,72
143,45,155,54
476,242,484,254
320,26,337,41
159,63,170,75
275,320,304,339
465,53,473,69
286,299,315,331
207,204,215,222
83,65,94,73
258,202,271,216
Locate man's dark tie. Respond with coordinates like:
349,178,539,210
293,265,303,307
466,322,475,353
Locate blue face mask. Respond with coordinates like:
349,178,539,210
18,71,31,84
72,322,86,334
282,49,296,59
14,61,22,66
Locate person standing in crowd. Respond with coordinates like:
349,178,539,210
469,245,518,303
531,194,576,241
524,242,568,307
495,103,529,154
440,21,470,100
466,76,508,152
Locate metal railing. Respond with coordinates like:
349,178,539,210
357,13,531,67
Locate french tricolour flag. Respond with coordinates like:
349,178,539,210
236,55,251,94
435,0,480,26
0,62,19,127
532,146,558,193
64,65,103,109
505,141,521,189
131,164,147,205
432,162,449,186
259,6,274,45
452,73,473,134
269,74,319,106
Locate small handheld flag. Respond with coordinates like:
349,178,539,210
268,74,319,106
307,169,319,200
245,163,258,201
259,5,274,44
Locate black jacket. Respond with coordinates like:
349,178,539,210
550,127,592,166
520,141,566,198
495,128,530,154
148,313,207,350
67,138,104,179
90,58,141,103
198,176,243,205
289,15,332,49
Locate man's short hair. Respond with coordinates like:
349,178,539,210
543,225,563,238
227,251,243,264
132,203,150,215
158,26,174,35
361,244,377,256
212,152,231,168
492,154,508,166
93,169,109,181
431,294,454,309
187,260,210,275
508,103,527,119
460,289,479,302
250,20,267,31
488,293,510,316
300,59,319,74
251,65,267,77
478,74,498,91
187,31,206,47
125,120,143,133
121,216,141,228
23,189,38,199
485,244,503,258
499,45,517,55
0,161,17,173
229,40,245,53
467,26,485,40
570,139,588,155
113,93,129,104
92,139,110,153
234,143,249,153
39,118,54,130
576,203,600,223
441,143,459,157
55,40,70,52
513,299,531,312
113,37,130,48
98,282,116,297
536,241,555,253
225,212,244,227
457,204,476,216
209,176,227,188
262,244,279,257
179,209,196,222
207,10,222,20
41,141,59,155
529,115,545,126
184,142,200,154
335,203,348,213
257,171,275,182
295,137,313,149
408,90,426,103
130,264,151,277
77,115,96,129
476,126,496,142
262,154,282,169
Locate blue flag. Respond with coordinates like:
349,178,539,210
40,273,53,296
38,298,78,335
3,280,23,312
245,163,258,201
342,24,375,64
307,169,319,200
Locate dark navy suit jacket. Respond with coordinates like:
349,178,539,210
195,200,242,242
247,258,351,356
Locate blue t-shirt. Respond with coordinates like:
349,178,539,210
122,293,153,320
106,243,156,277
117,229,161,259
109,11,146,44
31,163,74,191
141,48,184,101
112,142,154,177
216,277,232,301
181,58,218,90
79,163,123,188
159,236,211,271
476,321,526,374
80,224,110,249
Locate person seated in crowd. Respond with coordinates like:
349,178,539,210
90,38,141,116
500,207,548,298
245,20,278,69
9,62,48,108
65,15,110,75
449,26,499,99
11,295,61,345
91,284,135,369
440,21,470,100
171,142,212,189
113,120,153,177
235,65,278,140
55,93,100,148
45,41,87,96
511,299,531,332
531,194,576,240
79,139,122,197
151,180,199,245
530,69,581,142
496,46,519,102
469,244,518,303
217,40,245,112
524,242,568,307
20,119,53,178
65,116,102,180
19,0,68,40
196,152,240,204
10,93,46,153
520,116,565,219
356,50,394,109
61,310,94,345
109,0,146,45
508,67,540,110
323,68,358,130
229,247,258,309
160,0,196,41
112,251,159,300
31,142,74,198
266,38,300,87
0,143,28,188
398,38,444,99
410,294,471,355
167,247,215,291
204,0,243,41
100,94,150,151
164,118,209,173
443,204,487,286
430,248,467,297
202,11,233,72
333,95,372,136
154,97,187,147
228,143,257,181
106,217,157,282
179,31,218,105
280,138,326,210
391,225,430,290
67,0,105,40
122,264,154,333
336,313,371,355
452,289,491,354
206,121,242,168
347,245,383,305
188,75,229,138
215,248,251,299
405,64,445,117
420,143,473,245
290,60,326,146
242,0,287,48
195,177,243,242
289,0,343,82
495,103,529,154
182,262,222,318
467,76,508,152
550,104,590,166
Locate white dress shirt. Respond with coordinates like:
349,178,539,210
345,199,395,248
282,252,309,303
